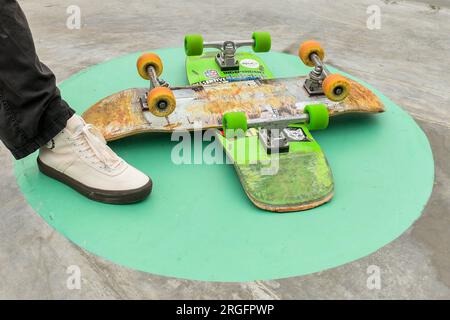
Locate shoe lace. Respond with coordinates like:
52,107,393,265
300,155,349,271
71,124,123,170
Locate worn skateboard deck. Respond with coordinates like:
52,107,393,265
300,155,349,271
82,75,384,141
216,124,333,212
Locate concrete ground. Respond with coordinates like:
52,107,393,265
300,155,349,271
0,0,449,299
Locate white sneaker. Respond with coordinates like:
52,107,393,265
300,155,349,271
38,114,152,204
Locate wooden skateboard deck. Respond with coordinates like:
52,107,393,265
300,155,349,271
82,75,384,141
216,124,334,212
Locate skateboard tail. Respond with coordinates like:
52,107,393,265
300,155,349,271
217,127,334,212
233,151,334,213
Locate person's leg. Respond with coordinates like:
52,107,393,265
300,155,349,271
0,0,74,159
0,0,152,203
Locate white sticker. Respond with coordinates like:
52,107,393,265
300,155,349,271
240,59,260,69
204,69,219,78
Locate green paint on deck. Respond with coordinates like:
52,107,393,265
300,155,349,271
217,124,333,208
14,48,434,282
186,51,273,84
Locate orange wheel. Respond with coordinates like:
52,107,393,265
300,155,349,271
298,40,325,67
147,87,176,117
137,53,163,80
322,74,351,102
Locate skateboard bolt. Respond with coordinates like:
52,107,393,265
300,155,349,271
334,86,343,96
157,100,168,110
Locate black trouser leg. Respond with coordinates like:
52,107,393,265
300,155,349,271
0,0,75,159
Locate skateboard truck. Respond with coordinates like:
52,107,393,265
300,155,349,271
222,104,329,155
203,39,256,71
146,65,168,90
304,52,329,96
247,115,311,154
136,53,176,117
185,32,271,71
143,64,170,111
299,40,351,102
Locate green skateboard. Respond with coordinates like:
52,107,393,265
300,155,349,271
184,34,334,212
218,106,332,212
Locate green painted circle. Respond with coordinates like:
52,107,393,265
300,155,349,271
14,48,434,282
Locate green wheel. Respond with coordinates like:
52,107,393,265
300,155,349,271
304,104,329,130
222,112,248,137
184,34,204,56
252,32,271,53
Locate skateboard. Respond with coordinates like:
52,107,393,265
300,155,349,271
82,35,384,212
82,77,383,141
217,106,333,212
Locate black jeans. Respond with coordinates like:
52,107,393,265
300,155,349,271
0,0,74,159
